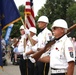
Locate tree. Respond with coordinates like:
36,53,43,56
37,0,75,27
67,2,76,37
67,2,76,25
36,0,76,36
3,1,76,37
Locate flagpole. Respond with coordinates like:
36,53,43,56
24,14,35,46
21,17,26,28
20,17,27,54
24,14,37,75
25,21,28,75
23,0,36,75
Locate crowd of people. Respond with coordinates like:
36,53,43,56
1,15,76,75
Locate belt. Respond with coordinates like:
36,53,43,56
19,55,28,60
51,68,67,74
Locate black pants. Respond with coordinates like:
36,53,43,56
19,55,27,75
51,73,66,75
27,59,35,75
19,55,35,75
34,61,49,75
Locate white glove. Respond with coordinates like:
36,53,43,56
23,52,26,59
25,28,30,35
29,56,36,63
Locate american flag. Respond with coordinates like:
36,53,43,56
25,0,35,28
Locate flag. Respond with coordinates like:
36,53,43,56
5,24,13,45
0,25,3,69
25,0,35,28
0,0,21,69
0,0,21,29
0,2,3,69
0,5,3,68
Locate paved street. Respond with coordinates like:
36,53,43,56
0,64,76,75
0,65,20,75
0,53,21,75
0,54,76,75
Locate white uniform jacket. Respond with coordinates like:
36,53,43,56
17,34,27,53
37,27,52,57
25,35,38,63
50,35,75,69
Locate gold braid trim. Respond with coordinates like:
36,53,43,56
2,17,21,30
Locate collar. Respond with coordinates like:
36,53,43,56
38,28,45,32
56,35,67,42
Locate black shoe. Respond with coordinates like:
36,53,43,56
14,62,18,65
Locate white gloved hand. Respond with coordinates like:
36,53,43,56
25,28,30,35
29,56,36,63
23,52,26,59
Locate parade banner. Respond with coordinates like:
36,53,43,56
0,24,3,68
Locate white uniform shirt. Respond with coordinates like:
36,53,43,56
37,27,52,48
25,35,38,53
18,35,27,53
37,27,52,57
25,35,38,63
50,35,75,69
